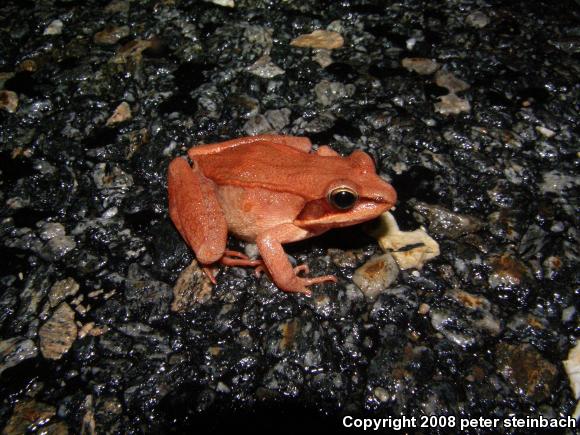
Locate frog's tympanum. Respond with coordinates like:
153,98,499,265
168,135,397,295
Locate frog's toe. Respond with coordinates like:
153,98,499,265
202,266,218,284
302,274,337,287
254,264,270,278
280,275,336,295
223,250,250,260
284,282,312,296
221,250,262,267
293,264,310,275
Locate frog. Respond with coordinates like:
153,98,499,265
168,134,397,296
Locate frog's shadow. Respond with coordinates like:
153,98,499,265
286,223,376,254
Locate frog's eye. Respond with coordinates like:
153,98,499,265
327,187,358,210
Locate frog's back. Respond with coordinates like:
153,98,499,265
195,142,356,200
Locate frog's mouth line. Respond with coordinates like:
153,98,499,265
294,200,393,229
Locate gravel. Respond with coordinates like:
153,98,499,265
0,0,578,433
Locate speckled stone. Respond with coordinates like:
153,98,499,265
39,303,77,360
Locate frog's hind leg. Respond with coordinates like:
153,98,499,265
168,157,228,264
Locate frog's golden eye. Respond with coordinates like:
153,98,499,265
327,187,358,210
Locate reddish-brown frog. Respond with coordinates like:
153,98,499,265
168,135,397,295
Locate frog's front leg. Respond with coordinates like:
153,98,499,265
256,223,337,295
168,157,228,264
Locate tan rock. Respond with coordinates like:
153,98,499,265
48,277,80,307
290,30,344,50
247,54,285,78
44,20,63,36
0,71,15,86
434,93,471,115
80,395,95,435
278,318,299,352
0,90,18,113
94,25,130,45
496,343,558,402
352,253,399,301
369,212,440,270
18,59,38,72
106,101,132,126
171,260,213,312
205,0,234,7
312,49,333,68
564,341,580,398
401,57,440,75
418,303,430,315
564,341,580,419
466,11,490,28
328,248,365,269
413,201,483,239
3,401,56,435
435,70,470,93
487,253,531,288
111,39,154,65
39,303,77,360
78,322,108,339
104,0,129,14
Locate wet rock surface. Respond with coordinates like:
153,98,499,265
0,0,578,433
39,302,78,360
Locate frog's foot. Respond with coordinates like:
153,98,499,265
293,264,339,293
254,264,308,279
293,264,310,275
254,263,336,296
204,251,262,284
220,250,263,268
299,275,338,287
254,264,267,279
